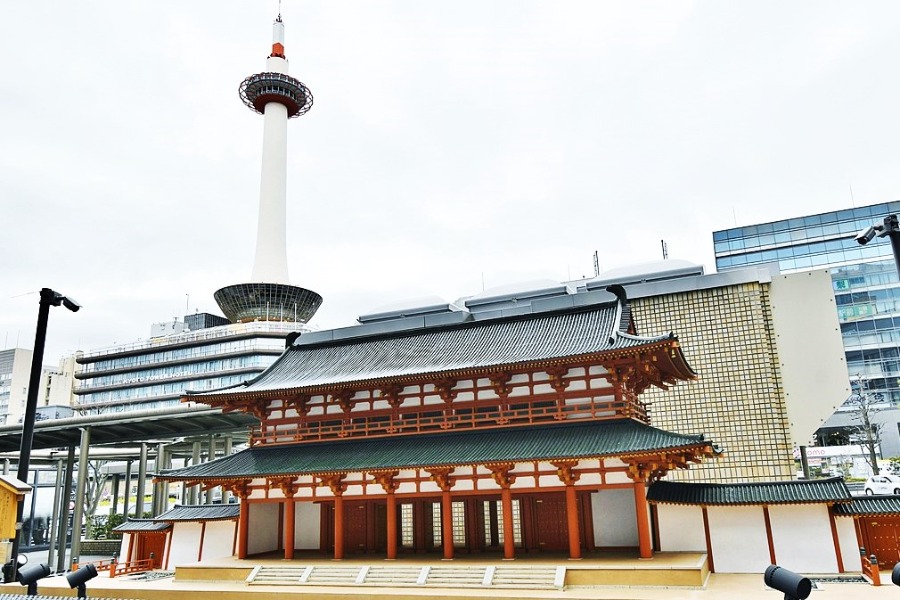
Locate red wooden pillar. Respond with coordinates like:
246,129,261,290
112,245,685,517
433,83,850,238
284,499,296,560
225,481,252,560
488,463,517,560
441,490,454,560
334,496,345,559
633,479,653,559
552,461,582,560
237,500,249,559
427,468,456,560
386,492,398,559
501,486,515,560
275,478,299,560
320,474,348,560
565,484,582,560
374,471,401,560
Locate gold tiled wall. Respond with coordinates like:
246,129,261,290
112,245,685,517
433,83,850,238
632,282,794,483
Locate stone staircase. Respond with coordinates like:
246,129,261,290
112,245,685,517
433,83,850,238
246,564,564,589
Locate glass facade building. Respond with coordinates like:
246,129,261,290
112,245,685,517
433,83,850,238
714,201,900,405
74,320,308,414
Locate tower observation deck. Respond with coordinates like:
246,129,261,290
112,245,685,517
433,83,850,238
215,14,323,324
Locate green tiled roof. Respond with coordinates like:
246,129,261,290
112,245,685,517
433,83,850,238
155,504,240,522
647,477,852,506
112,519,171,533
191,301,694,399
159,420,716,482
833,495,900,516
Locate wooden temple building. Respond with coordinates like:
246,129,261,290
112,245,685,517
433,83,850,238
158,285,721,561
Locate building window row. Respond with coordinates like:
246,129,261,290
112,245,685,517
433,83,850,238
715,236,888,271
75,355,278,391
713,202,900,243
76,373,251,406
79,338,285,374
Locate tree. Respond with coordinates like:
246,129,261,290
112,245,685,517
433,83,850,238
848,376,885,476
82,459,110,525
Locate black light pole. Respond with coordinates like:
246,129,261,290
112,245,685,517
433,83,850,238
856,214,900,279
7,288,80,582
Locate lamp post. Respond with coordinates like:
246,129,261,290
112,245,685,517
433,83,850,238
7,288,80,582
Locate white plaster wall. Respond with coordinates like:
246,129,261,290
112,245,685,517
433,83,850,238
655,504,705,552
118,533,133,560
836,517,862,572
835,517,862,573
202,521,237,561
295,502,321,549
770,505,839,573
707,506,770,573
168,522,202,567
247,502,280,555
591,489,637,547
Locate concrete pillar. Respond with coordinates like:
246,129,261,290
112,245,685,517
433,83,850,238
223,436,233,504
123,460,133,520
135,443,148,518
56,446,75,573
70,427,91,566
190,441,201,504
47,458,63,569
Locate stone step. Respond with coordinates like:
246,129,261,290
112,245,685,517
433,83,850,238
248,564,564,589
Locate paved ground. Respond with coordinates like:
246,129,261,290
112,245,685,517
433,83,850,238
2,571,896,600
4,550,894,599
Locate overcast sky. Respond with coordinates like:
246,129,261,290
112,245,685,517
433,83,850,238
3,1,900,363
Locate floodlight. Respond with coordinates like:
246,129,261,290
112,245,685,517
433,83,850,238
17,561,50,595
764,564,811,600
66,563,98,598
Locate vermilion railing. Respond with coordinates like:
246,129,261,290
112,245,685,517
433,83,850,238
860,547,882,586
109,558,154,578
250,396,646,445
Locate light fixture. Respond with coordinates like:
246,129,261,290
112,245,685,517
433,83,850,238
764,564,811,600
66,563,98,598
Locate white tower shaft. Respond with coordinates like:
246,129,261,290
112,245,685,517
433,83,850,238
251,28,291,283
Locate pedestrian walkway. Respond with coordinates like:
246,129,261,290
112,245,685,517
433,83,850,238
1,552,895,600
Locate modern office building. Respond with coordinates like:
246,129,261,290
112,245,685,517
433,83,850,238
714,201,900,405
73,315,307,415
0,348,76,425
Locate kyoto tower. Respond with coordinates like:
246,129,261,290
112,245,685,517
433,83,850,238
215,14,323,324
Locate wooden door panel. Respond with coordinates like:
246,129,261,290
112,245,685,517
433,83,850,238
344,501,368,554
534,493,568,552
865,517,900,567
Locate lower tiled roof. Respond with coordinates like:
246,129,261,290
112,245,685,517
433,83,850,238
647,477,852,505
112,519,171,533
832,495,900,516
159,420,717,481
155,503,240,522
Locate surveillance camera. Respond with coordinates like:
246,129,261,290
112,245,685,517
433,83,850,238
856,226,879,245
61,296,82,313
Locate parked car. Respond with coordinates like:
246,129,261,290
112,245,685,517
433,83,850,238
864,475,900,495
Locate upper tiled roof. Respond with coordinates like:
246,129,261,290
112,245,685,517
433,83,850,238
189,299,693,400
155,503,240,522
159,420,717,482
112,519,171,533
832,495,900,516
647,477,852,506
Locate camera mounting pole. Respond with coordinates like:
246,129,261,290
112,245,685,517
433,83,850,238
7,288,80,582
